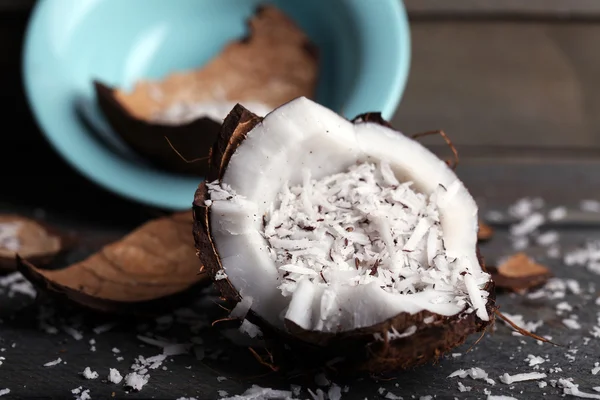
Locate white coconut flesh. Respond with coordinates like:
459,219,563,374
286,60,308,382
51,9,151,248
206,97,491,333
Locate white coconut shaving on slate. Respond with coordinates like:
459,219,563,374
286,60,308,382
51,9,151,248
206,97,490,333
219,385,298,400
152,101,272,125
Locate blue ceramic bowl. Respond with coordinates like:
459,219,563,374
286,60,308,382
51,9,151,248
23,0,411,210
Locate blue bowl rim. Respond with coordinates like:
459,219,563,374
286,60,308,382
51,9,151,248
22,0,411,210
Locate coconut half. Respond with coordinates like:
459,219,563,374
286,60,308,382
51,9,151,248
95,5,318,175
193,98,496,372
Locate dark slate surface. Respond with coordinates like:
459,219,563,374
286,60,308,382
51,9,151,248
3,2,600,400
5,162,600,400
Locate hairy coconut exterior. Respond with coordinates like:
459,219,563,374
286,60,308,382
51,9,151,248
193,105,263,303
192,104,497,374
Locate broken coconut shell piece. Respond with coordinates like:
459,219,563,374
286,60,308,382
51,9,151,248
0,215,67,271
18,211,207,314
94,5,319,176
478,220,494,241
193,97,496,373
488,252,552,292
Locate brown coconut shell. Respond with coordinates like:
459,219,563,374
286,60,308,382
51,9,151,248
488,252,552,292
0,215,71,272
94,5,319,176
192,104,497,373
18,211,207,314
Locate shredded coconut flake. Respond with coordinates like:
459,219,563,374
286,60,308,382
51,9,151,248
108,368,123,384
457,382,472,392
449,367,496,385
525,354,546,367
258,162,488,319
215,270,228,280
0,389,9,397
563,318,582,330
548,206,567,221
559,378,600,399
124,372,149,391
499,372,547,384
219,385,297,399
43,357,62,367
82,367,98,379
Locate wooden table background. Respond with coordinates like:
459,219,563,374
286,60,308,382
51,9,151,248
1,1,600,399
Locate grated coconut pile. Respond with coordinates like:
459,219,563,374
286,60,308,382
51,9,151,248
258,161,488,309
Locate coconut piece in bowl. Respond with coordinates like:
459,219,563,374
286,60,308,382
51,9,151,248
95,5,319,176
193,97,496,374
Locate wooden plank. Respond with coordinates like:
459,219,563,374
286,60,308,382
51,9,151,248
391,21,600,153
404,0,600,18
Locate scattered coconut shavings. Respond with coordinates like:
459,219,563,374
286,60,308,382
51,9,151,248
510,212,544,237
559,378,600,399
591,363,600,375
448,367,496,385
548,207,567,221
580,200,600,213
0,389,9,397
457,382,472,392
525,354,546,366
43,357,62,367
215,270,227,280
63,326,83,340
499,372,547,384
136,335,191,356
124,372,149,391
92,323,116,334
108,368,123,384
500,313,543,336
71,387,91,400
384,392,403,400
82,367,98,379
509,197,544,219
219,385,298,399
257,161,490,321
489,253,551,291
563,318,582,330
557,301,573,314
536,231,559,246
0,271,36,298
487,396,518,400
